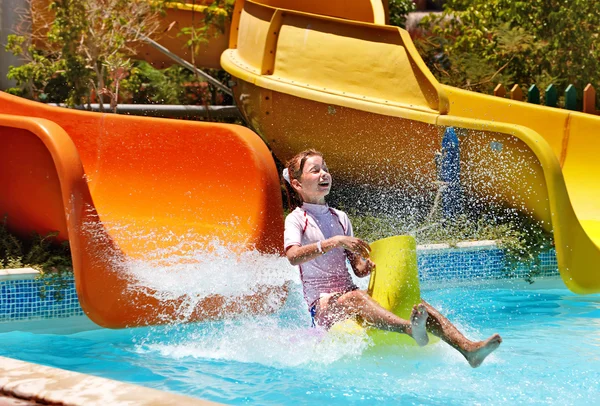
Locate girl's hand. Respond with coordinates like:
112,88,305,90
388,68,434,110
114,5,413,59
360,257,376,277
364,258,376,273
347,252,375,278
332,236,371,258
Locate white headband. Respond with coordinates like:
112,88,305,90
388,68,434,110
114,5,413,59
282,168,291,184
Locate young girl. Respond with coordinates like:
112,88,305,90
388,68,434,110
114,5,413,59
283,149,502,368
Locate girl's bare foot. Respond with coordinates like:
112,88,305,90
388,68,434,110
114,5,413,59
410,304,429,347
465,334,502,368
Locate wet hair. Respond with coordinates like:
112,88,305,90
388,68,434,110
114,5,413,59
282,149,324,210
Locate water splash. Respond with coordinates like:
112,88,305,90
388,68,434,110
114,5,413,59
124,239,297,300
81,211,298,322
136,311,371,368
119,237,373,368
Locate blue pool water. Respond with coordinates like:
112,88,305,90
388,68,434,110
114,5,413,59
1,277,599,405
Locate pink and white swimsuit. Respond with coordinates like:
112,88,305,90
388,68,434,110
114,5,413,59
284,203,358,308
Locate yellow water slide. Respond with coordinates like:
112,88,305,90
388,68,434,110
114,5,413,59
221,0,600,293
27,0,386,69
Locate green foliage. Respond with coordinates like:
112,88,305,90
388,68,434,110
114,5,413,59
349,206,554,284
5,0,162,107
178,0,233,50
415,0,600,102
6,0,92,105
6,0,234,109
122,61,188,104
0,217,72,300
387,0,416,28
120,61,234,106
177,0,234,102
5,35,71,102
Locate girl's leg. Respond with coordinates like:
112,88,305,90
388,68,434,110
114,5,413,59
319,290,429,346
421,300,502,368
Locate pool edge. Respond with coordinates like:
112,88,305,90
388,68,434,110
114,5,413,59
0,356,221,405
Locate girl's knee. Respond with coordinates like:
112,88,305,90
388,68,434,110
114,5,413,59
338,290,369,307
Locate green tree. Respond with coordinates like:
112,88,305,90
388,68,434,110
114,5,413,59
415,0,600,102
177,0,234,107
6,0,162,109
6,0,234,110
121,60,209,105
388,0,416,28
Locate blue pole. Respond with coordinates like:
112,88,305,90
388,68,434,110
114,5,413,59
440,127,463,218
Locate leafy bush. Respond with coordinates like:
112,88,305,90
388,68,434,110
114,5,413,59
5,0,164,108
415,0,600,105
388,0,417,28
0,217,72,300
346,200,553,284
120,61,232,106
5,0,233,110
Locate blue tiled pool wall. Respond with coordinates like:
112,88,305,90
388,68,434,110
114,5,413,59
1,247,559,323
0,276,84,322
418,247,559,282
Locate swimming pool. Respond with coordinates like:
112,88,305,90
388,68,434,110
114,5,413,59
1,276,598,405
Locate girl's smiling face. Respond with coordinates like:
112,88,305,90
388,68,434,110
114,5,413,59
292,155,331,204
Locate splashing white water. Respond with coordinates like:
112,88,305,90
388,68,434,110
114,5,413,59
81,211,300,320
113,232,375,365
124,239,298,300
136,315,371,368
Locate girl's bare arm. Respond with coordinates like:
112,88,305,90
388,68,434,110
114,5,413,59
286,235,371,265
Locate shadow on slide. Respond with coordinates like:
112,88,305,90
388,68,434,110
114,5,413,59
0,92,286,327
221,0,600,293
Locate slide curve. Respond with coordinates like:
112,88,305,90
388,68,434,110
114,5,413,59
0,92,285,327
221,0,600,293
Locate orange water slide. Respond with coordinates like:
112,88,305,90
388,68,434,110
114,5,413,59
0,92,285,327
